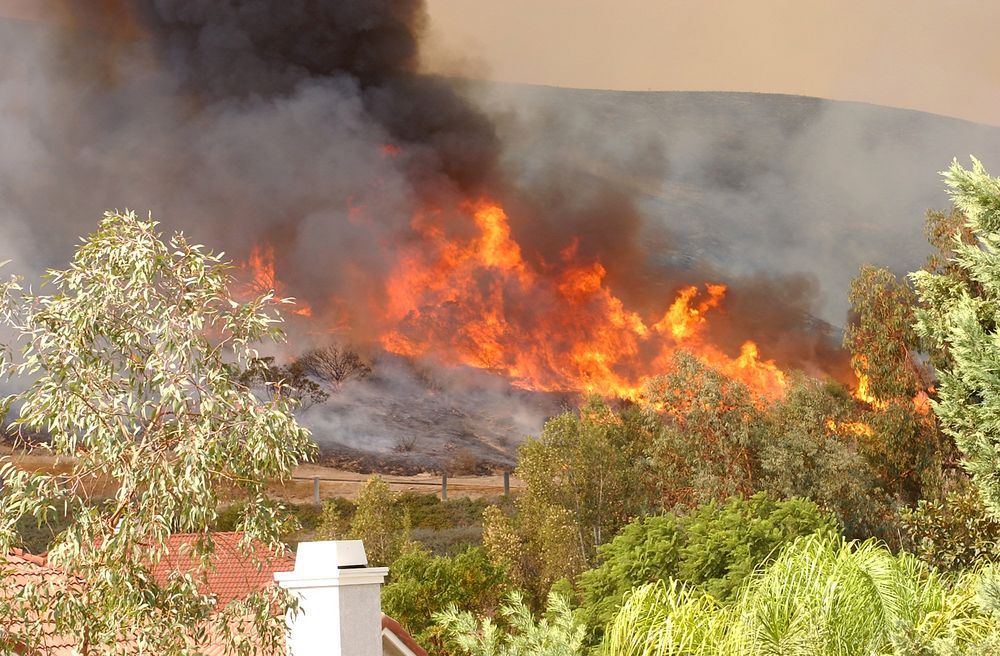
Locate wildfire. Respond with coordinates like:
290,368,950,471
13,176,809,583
826,418,874,438
240,244,313,317
237,199,791,400
851,357,888,410
376,199,787,400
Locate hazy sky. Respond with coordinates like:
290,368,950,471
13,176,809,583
425,0,1000,126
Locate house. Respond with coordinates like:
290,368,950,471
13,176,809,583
0,537,426,656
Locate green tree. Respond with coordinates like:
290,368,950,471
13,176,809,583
435,591,586,656
349,475,410,566
315,498,351,541
602,534,993,656
845,265,926,402
576,493,836,644
0,211,315,655
646,351,766,507
902,486,1000,572
845,265,944,505
912,158,1000,519
381,545,510,656
483,398,657,602
759,376,898,540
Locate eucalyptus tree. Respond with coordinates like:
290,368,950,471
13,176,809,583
0,211,316,655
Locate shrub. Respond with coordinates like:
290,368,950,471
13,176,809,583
901,486,1000,571
381,546,510,656
435,590,586,656
349,476,409,566
602,534,994,656
397,492,490,530
576,493,837,643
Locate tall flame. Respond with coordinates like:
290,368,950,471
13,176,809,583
376,200,787,400
238,200,789,400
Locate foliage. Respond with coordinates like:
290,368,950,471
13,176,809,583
0,211,316,655
646,352,766,508
483,500,583,606
382,545,511,656
845,265,926,401
602,533,994,655
315,498,351,541
483,397,656,602
397,491,490,530
576,493,837,643
925,206,980,293
14,507,73,555
902,486,1000,572
758,376,894,540
844,266,944,505
348,475,410,566
410,525,484,556
435,590,586,656
912,158,1000,519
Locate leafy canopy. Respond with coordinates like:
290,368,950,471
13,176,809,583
576,493,837,644
382,545,511,656
0,211,315,655
912,159,1000,518
435,591,586,656
602,534,994,656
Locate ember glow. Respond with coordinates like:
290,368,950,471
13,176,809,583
253,198,789,401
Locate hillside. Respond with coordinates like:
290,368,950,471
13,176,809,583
481,85,1000,323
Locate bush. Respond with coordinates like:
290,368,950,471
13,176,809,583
576,493,837,643
349,476,409,566
435,590,586,656
901,486,1000,571
397,492,490,530
410,526,483,556
381,546,511,656
602,534,993,656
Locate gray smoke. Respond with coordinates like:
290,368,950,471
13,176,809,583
2,5,999,466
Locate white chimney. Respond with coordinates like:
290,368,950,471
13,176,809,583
274,540,390,656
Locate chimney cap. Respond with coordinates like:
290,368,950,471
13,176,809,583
294,540,369,574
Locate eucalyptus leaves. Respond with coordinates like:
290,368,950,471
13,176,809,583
0,211,315,655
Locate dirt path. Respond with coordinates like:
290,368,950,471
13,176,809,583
1,445,522,503
275,464,521,502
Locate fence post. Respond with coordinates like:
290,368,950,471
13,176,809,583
441,473,448,501
503,470,510,497
313,476,321,507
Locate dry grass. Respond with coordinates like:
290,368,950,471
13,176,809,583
0,444,522,504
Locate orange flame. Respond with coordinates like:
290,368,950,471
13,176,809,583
826,418,874,437
240,244,313,318
378,199,787,400
851,357,888,410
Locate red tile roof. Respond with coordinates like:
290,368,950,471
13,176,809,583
1,535,427,656
0,550,80,655
0,535,292,655
149,532,295,605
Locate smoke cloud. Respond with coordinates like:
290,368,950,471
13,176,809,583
5,1,993,462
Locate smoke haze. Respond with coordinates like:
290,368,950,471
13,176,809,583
1,1,998,463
